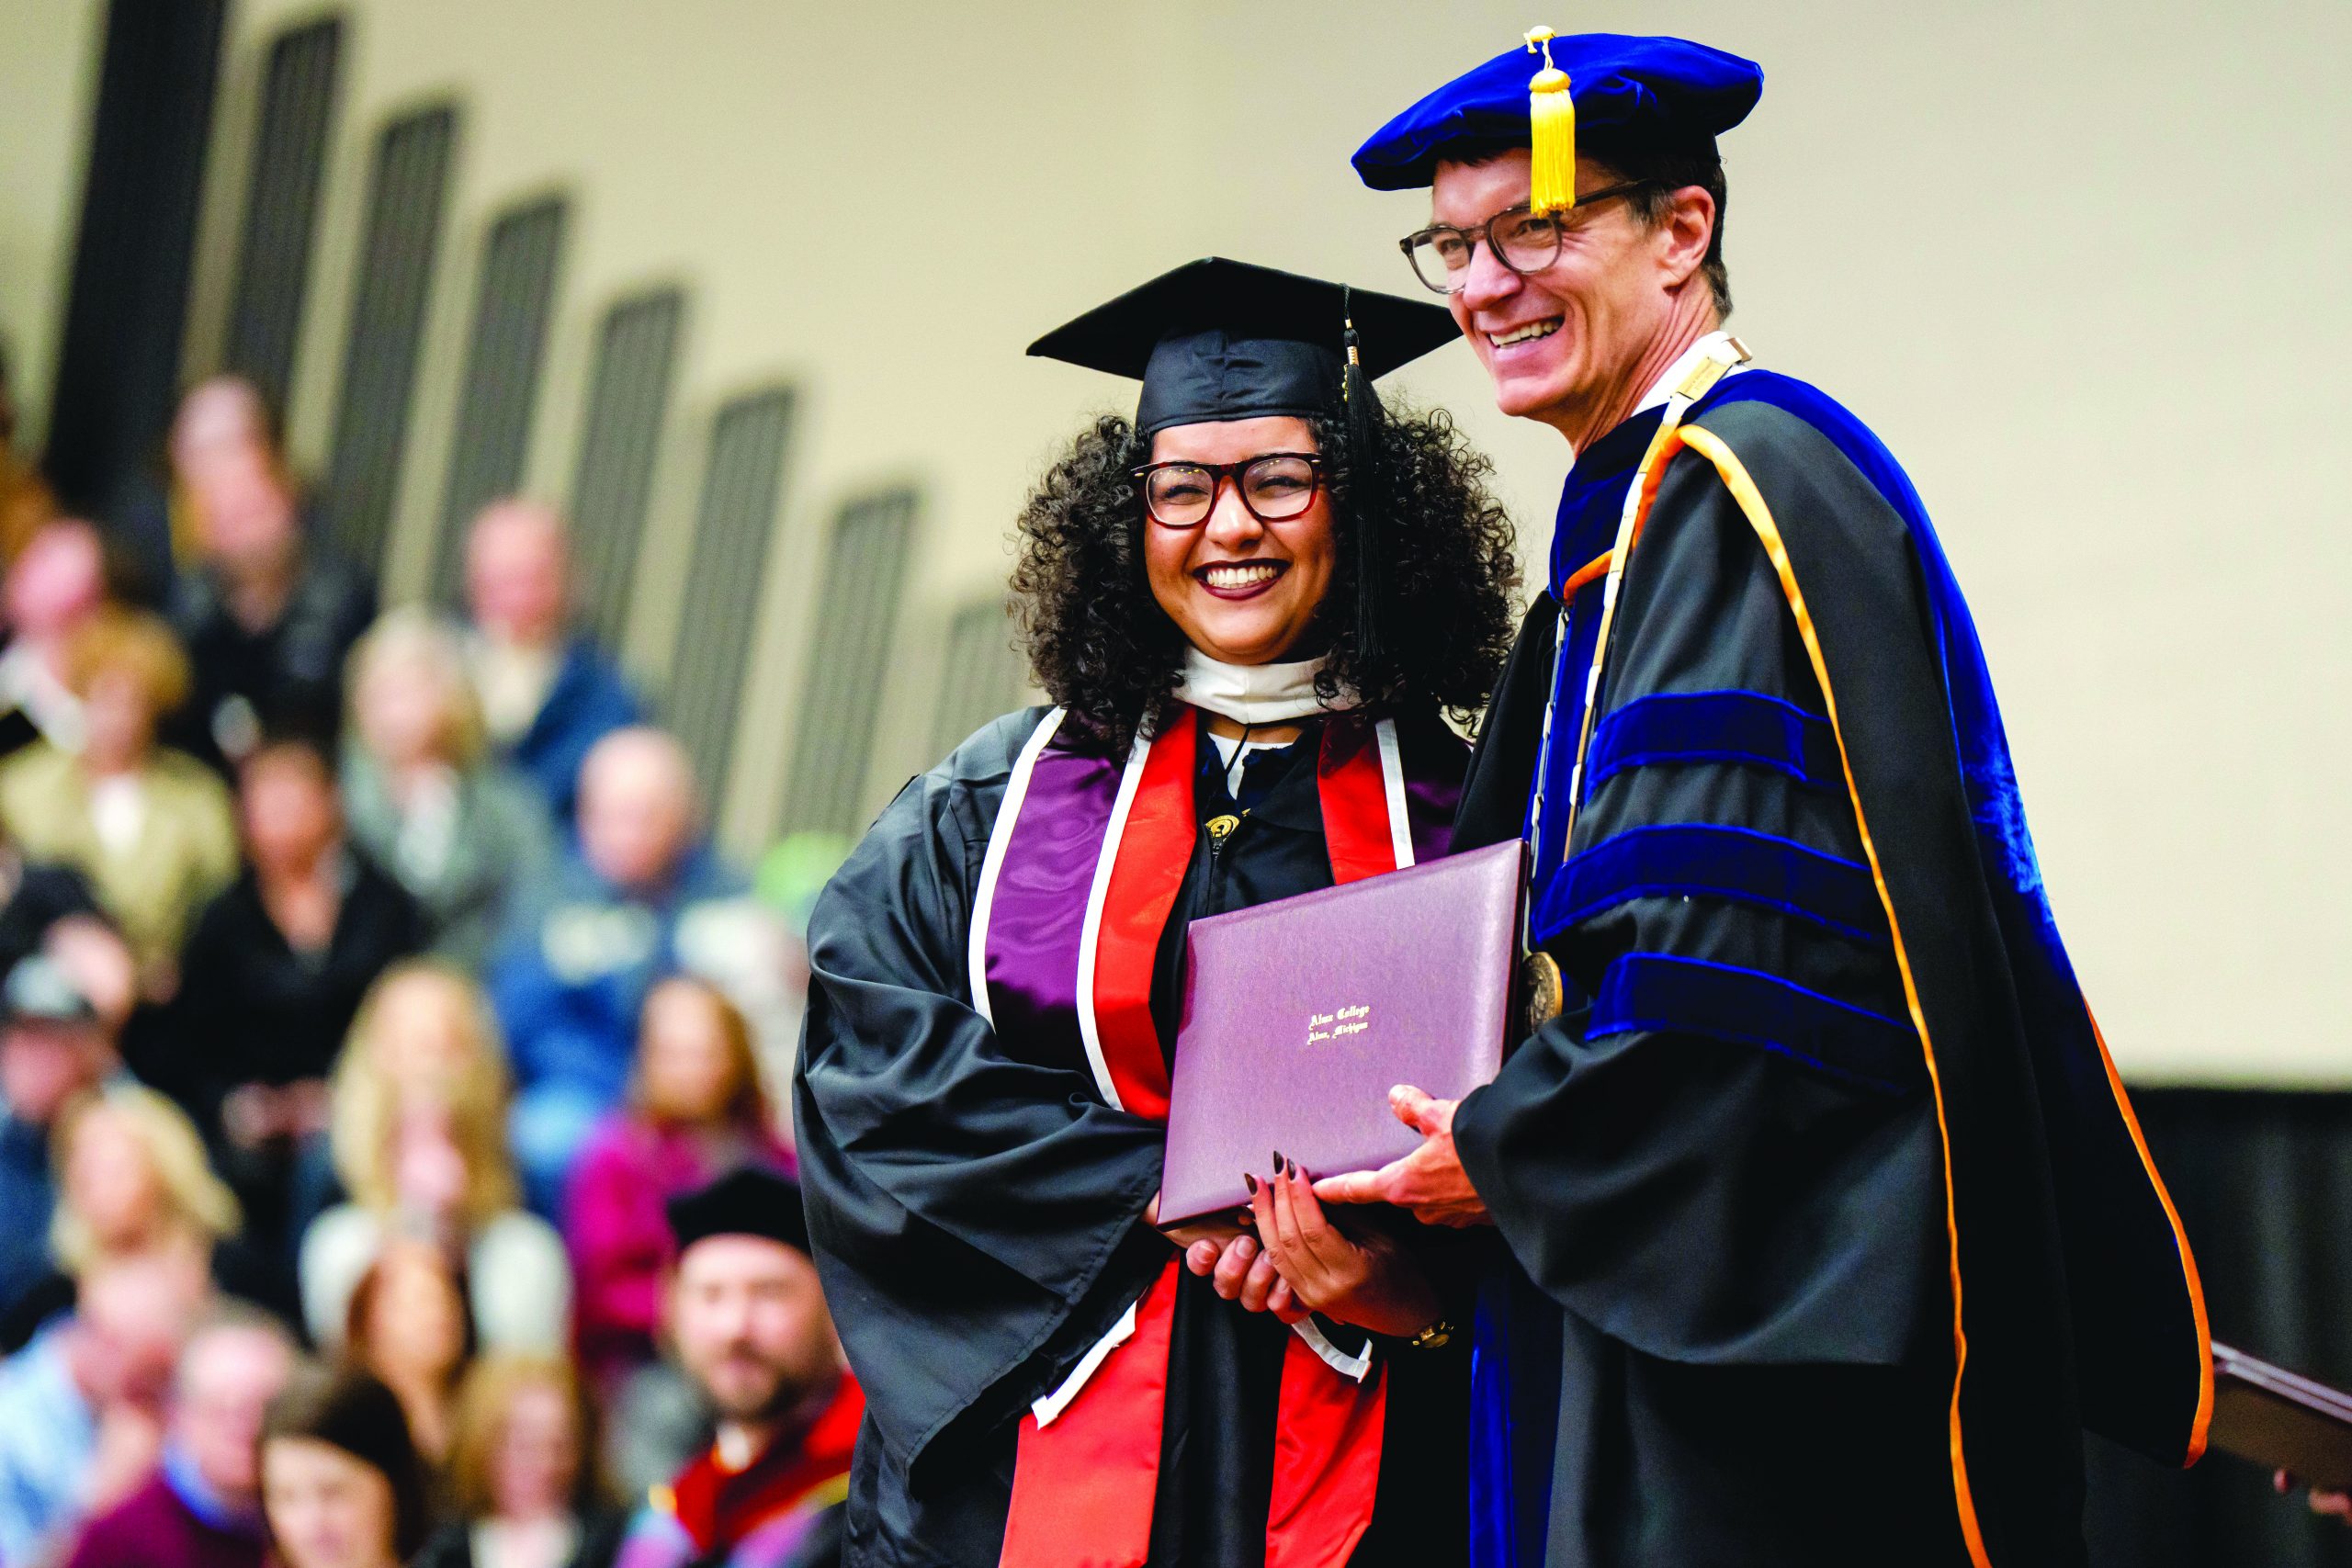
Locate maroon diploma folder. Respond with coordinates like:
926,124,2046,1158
1158,839,1523,1229
2209,1342,2352,1493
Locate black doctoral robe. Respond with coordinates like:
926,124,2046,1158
1447,388,2205,1568
796,706,1471,1568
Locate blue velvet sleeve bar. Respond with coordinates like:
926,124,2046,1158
1547,820,1890,947
1585,688,1839,794
1589,952,1924,1096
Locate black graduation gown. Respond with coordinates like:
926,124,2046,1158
796,707,1470,1568
1449,393,2194,1568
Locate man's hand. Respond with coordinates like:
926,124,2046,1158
2275,1470,2352,1524
1312,1084,1491,1228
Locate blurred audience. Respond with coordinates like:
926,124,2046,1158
567,976,790,1395
169,739,423,1258
0,955,120,1324
0,517,107,758
416,1356,625,1568
138,378,280,605
0,335,58,571
488,728,775,1216
461,502,641,829
341,1238,474,1467
259,1363,433,1568
302,962,569,1354
342,609,556,968
40,916,139,1037
0,389,859,1568
1,1084,258,1351
0,1246,209,1566
62,1302,296,1568
164,380,374,773
614,1168,854,1568
0,842,102,1005
0,608,237,991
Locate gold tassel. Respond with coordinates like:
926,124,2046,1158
1524,26,1577,216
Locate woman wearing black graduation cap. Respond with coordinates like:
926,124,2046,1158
794,258,1517,1567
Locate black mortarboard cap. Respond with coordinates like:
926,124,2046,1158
665,1165,809,1258
1027,258,1457,438
1030,259,1458,663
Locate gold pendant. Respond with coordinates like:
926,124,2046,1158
1520,950,1565,1040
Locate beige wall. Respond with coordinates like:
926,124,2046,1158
19,0,2345,1082
0,0,105,447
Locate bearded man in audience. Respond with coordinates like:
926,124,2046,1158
616,1168,857,1568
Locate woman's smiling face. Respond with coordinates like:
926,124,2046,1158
1142,416,1335,667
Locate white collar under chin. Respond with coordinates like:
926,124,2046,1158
1172,649,1357,727
1632,328,1747,417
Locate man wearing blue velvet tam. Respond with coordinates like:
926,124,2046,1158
1304,26,2215,1568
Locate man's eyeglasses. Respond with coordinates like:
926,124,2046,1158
1131,454,1323,529
1398,182,1652,296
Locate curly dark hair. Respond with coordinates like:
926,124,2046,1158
1010,405,1520,753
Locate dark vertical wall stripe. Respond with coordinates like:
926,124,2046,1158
220,15,343,413
783,488,916,837
570,288,684,649
321,102,458,573
42,0,229,523
931,596,1023,761
431,194,568,601
670,388,795,796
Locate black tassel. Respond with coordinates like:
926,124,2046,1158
1341,292,1387,667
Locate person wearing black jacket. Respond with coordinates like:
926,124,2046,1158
164,739,424,1272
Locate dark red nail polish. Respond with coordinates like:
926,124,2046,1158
1272,1150,1283,1172
1243,1172,1260,1195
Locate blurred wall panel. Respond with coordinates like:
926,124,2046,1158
570,287,684,651
0,0,107,451
220,15,341,416
41,0,225,522
930,597,1026,762
669,388,796,798
430,193,567,602
781,489,917,839
320,102,457,574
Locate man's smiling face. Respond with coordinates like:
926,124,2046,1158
1431,148,1687,437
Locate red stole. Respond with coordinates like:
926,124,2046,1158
666,1372,865,1554
998,710,1405,1568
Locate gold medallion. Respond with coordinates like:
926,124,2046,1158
1521,950,1565,1039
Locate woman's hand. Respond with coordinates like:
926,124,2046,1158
1254,1157,1442,1338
